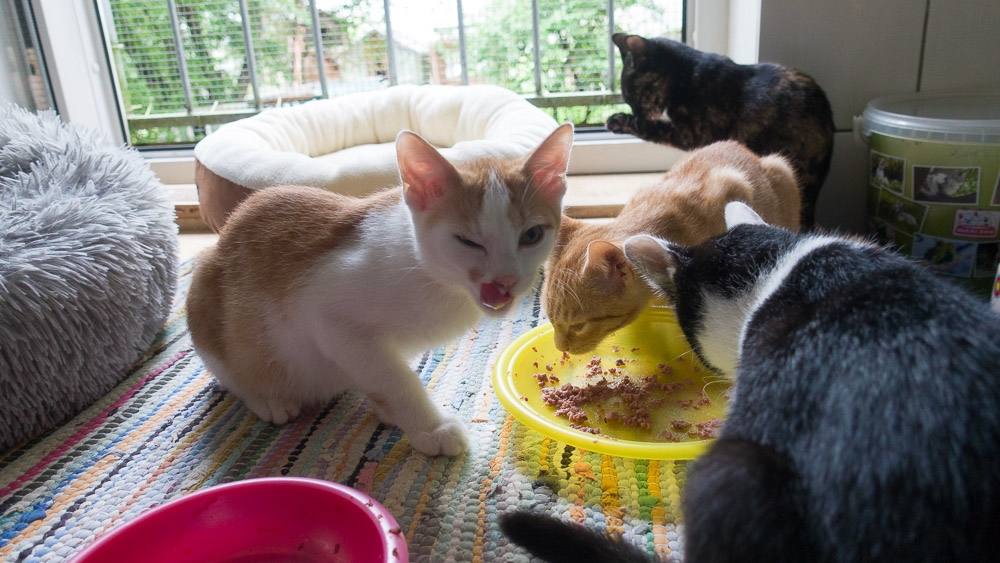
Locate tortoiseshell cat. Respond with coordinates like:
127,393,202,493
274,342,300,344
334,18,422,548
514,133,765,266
542,140,799,354
606,33,834,229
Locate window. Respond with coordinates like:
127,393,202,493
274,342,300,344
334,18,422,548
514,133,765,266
0,0,54,111
100,0,684,148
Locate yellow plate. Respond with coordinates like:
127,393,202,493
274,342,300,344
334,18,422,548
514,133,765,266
493,307,730,460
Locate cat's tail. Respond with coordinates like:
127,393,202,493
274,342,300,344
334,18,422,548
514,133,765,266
683,438,816,563
500,511,654,563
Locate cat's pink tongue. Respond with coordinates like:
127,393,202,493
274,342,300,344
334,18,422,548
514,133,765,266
480,282,513,310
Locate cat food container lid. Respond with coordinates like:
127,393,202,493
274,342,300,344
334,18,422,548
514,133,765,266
859,91,1000,144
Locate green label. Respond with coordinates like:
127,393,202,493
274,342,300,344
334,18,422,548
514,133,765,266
867,134,1000,298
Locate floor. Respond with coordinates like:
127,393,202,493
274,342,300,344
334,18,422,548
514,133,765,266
177,232,218,261
175,171,664,261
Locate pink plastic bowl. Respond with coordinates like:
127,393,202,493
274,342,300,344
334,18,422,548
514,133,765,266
70,477,408,562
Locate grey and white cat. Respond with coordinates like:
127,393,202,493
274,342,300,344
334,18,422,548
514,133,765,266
501,202,1000,562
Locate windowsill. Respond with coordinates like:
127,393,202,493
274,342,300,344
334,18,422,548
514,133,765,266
161,135,681,233
148,135,683,181
170,171,666,233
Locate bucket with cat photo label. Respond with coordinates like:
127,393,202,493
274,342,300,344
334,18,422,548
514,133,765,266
993,263,1000,312
858,91,1000,298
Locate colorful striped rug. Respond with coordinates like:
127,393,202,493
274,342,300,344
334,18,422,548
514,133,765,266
0,261,688,562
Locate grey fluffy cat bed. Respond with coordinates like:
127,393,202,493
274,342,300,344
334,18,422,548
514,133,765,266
0,104,178,451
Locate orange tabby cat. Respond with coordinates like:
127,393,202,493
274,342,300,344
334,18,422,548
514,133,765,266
542,140,800,354
187,124,573,456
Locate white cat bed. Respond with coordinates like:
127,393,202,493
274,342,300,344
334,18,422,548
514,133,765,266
193,84,558,231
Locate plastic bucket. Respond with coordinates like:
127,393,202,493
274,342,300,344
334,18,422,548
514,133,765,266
858,91,1000,298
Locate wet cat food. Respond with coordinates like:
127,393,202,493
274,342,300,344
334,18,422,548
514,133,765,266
534,352,722,441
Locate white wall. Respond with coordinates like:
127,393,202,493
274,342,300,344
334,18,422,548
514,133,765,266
758,0,1000,233
689,0,761,68
727,0,759,65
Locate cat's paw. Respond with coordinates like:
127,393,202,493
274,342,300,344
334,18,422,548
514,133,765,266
409,415,469,456
606,112,636,134
244,395,302,425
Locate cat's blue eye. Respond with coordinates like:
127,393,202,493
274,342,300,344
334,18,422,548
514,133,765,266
519,225,544,246
455,235,483,249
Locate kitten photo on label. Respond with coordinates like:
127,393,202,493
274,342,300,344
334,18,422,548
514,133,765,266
186,123,574,456
606,33,834,229
543,140,800,354
916,166,973,201
501,201,1000,562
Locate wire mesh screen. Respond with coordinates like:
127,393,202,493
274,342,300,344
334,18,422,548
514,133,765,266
103,0,683,146
316,1,391,95
462,0,536,95
246,1,318,104
538,0,611,95
386,0,451,86
177,0,250,111
107,0,189,116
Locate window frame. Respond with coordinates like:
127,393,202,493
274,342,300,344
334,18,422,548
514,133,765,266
30,0,750,180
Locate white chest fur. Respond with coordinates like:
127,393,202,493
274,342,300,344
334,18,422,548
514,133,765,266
290,203,482,355
696,290,755,376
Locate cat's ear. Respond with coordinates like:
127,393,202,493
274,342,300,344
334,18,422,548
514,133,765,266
622,235,679,292
625,35,647,54
396,130,461,212
612,33,629,55
615,34,649,65
724,201,766,230
524,123,574,206
583,240,633,292
612,33,647,57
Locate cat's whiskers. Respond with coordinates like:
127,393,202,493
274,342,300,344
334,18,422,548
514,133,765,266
700,377,731,399
670,348,695,363
551,273,583,309
395,263,425,281
556,266,583,281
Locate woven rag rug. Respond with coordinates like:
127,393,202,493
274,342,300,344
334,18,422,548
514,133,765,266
0,261,689,562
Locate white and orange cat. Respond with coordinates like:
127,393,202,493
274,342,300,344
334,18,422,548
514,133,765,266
542,140,800,354
187,124,574,456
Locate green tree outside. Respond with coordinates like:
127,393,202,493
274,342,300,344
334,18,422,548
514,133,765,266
107,0,678,146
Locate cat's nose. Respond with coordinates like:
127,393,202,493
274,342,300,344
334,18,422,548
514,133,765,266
493,275,519,293
553,332,569,352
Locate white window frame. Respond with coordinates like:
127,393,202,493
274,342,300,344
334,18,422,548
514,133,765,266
31,0,756,183
32,0,125,144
